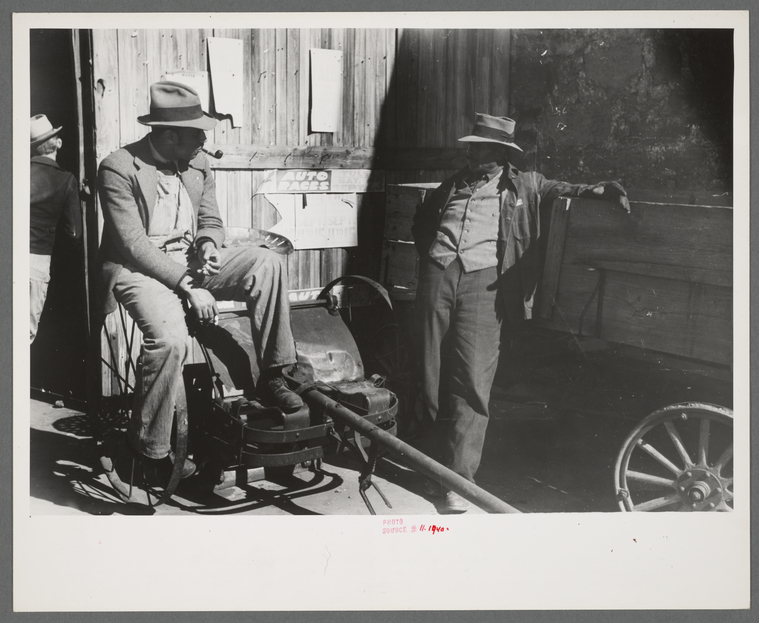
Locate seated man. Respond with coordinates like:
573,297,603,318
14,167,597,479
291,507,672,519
97,81,302,478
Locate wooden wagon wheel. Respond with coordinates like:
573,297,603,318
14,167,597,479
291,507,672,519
614,402,733,512
89,304,188,507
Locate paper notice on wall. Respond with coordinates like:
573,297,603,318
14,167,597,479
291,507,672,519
264,193,299,245
295,193,357,249
163,71,211,113
310,49,343,132
207,37,244,127
259,169,384,193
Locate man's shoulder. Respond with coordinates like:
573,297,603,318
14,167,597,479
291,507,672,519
508,167,548,186
31,157,76,182
432,169,466,192
99,146,133,171
99,137,148,172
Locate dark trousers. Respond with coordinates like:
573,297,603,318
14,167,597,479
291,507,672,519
415,257,502,482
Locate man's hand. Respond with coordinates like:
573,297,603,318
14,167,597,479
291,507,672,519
177,274,218,324
196,240,221,277
587,181,631,213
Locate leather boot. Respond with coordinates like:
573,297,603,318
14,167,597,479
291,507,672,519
259,373,304,411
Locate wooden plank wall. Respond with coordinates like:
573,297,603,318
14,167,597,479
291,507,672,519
89,27,512,392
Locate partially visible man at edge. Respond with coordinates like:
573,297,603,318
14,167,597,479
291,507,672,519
30,114,82,344
411,113,630,513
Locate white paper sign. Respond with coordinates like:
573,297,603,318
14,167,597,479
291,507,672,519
310,48,343,132
264,192,298,243
256,169,384,194
295,193,357,249
207,37,244,127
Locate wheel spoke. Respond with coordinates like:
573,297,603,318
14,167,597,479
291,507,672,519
664,420,694,469
626,470,675,488
128,316,138,381
697,417,711,466
724,480,734,500
101,357,134,393
714,444,733,474
634,492,682,512
637,440,683,476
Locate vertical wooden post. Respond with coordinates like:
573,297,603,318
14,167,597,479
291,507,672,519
537,197,573,321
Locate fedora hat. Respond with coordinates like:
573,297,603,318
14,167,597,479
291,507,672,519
30,114,62,148
137,81,217,130
458,113,522,152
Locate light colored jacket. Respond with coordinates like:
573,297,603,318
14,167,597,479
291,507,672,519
96,135,225,314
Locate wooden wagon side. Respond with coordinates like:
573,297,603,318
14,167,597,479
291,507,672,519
536,197,733,367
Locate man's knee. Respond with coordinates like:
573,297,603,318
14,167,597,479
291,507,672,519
144,319,190,357
256,247,284,275
241,247,286,288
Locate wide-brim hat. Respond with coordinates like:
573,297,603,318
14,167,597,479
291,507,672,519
137,81,217,130
30,114,62,148
458,113,522,152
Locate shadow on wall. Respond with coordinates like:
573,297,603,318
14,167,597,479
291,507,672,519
30,29,88,400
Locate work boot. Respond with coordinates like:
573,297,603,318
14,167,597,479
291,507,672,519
422,478,446,498
166,450,197,479
442,491,470,514
259,373,304,411
140,450,197,482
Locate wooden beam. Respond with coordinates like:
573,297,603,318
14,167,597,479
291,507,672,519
205,144,468,170
594,260,732,288
537,197,572,320
560,198,733,273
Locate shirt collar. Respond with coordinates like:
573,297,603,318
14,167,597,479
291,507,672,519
482,165,504,182
461,164,504,186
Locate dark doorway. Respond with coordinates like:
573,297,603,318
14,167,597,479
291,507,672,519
30,29,88,402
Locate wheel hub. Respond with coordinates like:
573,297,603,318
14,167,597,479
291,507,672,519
676,469,726,510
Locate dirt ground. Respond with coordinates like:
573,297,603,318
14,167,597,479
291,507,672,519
28,336,733,517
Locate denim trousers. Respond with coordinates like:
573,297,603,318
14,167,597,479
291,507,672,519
30,253,52,345
113,245,297,459
415,257,502,482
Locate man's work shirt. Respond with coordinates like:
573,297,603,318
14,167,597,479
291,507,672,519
427,166,502,272
147,137,197,265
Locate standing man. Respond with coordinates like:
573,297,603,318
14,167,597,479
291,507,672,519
412,114,630,512
97,81,302,479
30,114,82,344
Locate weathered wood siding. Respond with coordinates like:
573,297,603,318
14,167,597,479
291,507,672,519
89,27,512,392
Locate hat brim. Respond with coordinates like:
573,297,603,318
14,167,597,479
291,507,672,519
30,126,62,148
458,135,522,152
137,113,218,131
